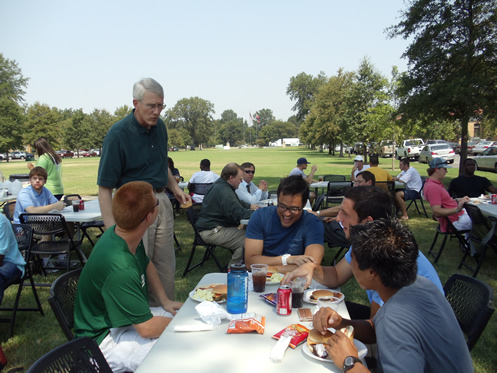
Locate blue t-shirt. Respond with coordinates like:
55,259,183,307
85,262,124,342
0,214,26,276
245,206,324,256
345,248,443,306
13,185,58,223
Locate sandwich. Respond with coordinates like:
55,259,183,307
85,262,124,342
306,326,355,359
310,289,343,301
211,284,227,302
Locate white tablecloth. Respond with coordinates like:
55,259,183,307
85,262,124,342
137,273,353,373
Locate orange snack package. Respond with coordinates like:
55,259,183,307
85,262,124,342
272,324,310,348
227,313,265,334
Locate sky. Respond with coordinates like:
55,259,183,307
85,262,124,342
0,0,410,122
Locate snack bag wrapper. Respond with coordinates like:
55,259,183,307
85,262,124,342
270,328,297,363
227,313,265,334
272,324,309,348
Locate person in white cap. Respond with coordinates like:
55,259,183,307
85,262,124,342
351,155,370,182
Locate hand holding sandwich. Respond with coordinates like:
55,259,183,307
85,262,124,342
326,331,363,371
313,306,343,332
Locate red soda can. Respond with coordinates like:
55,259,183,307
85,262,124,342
276,285,292,316
492,194,497,205
79,200,85,210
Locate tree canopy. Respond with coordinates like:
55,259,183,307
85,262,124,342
388,0,497,171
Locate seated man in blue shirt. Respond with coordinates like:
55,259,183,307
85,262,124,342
13,166,65,223
244,175,324,273
283,186,443,319
0,214,26,305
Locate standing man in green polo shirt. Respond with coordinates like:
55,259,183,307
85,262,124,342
97,78,190,304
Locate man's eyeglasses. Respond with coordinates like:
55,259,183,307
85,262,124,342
141,102,166,111
244,170,255,174
277,203,302,214
142,198,160,221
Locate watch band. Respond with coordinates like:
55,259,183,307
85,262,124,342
343,356,363,372
282,254,290,265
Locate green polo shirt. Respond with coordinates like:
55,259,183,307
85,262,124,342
97,110,169,190
74,227,152,345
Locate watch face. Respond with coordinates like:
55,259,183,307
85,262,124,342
345,356,355,366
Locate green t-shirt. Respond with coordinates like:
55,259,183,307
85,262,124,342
74,226,152,344
36,153,64,195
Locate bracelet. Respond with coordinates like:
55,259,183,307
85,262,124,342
317,210,320,217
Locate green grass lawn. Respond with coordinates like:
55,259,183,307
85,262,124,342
1,148,496,372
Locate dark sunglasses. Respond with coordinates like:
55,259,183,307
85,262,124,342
244,170,255,174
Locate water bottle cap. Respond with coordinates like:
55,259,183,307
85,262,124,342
230,263,246,272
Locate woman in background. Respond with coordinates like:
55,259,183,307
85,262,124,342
27,138,64,200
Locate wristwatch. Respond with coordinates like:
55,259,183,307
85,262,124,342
343,356,363,372
282,254,291,265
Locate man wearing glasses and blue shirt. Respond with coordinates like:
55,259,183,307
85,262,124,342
235,162,269,204
244,175,324,273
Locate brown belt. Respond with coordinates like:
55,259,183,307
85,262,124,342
155,188,165,193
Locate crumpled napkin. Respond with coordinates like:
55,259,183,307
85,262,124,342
270,328,297,363
173,301,232,332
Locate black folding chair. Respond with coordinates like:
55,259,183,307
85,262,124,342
26,336,112,373
444,274,495,351
0,224,45,338
48,268,82,340
63,194,104,247
325,181,352,207
189,183,213,202
20,213,86,278
459,204,497,277
406,176,428,217
2,201,16,222
312,193,327,212
427,217,471,264
183,204,228,276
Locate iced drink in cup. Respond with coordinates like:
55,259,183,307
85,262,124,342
72,200,80,212
318,175,324,182
290,277,306,308
317,296,340,311
251,264,268,292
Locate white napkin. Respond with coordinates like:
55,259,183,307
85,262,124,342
270,335,293,363
173,324,216,332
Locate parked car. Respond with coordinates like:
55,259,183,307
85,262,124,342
473,147,497,173
82,150,97,157
8,151,27,160
472,141,497,155
448,142,461,154
426,139,449,145
334,144,352,154
90,149,101,156
169,147,179,152
0,153,7,161
396,138,425,160
56,150,74,158
352,142,365,155
467,141,479,153
419,144,455,164
375,140,396,158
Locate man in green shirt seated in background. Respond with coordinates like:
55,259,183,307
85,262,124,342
74,181,182,372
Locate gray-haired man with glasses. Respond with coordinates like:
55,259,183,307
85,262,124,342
244,175,324,274
98,78,191,305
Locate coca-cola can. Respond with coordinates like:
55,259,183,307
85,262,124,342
276,285,292,316
79,200,85,210
492,195,497,205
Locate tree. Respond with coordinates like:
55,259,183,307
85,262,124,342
0,53,29,104
218,110,244,145
0,98,24,156
302,69,355,155
63,109,90,155
114,105,133,121
86,109,114,148
24,103,63,147
388,0,497,173
168,128,191,148
286,71,327,121
259,120,298,144
343,58,390,160
166,97,215,148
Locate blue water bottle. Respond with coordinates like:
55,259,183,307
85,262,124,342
227,263,248,314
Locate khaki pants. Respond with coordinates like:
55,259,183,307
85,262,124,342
143,192,175,304
199,226,246,266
